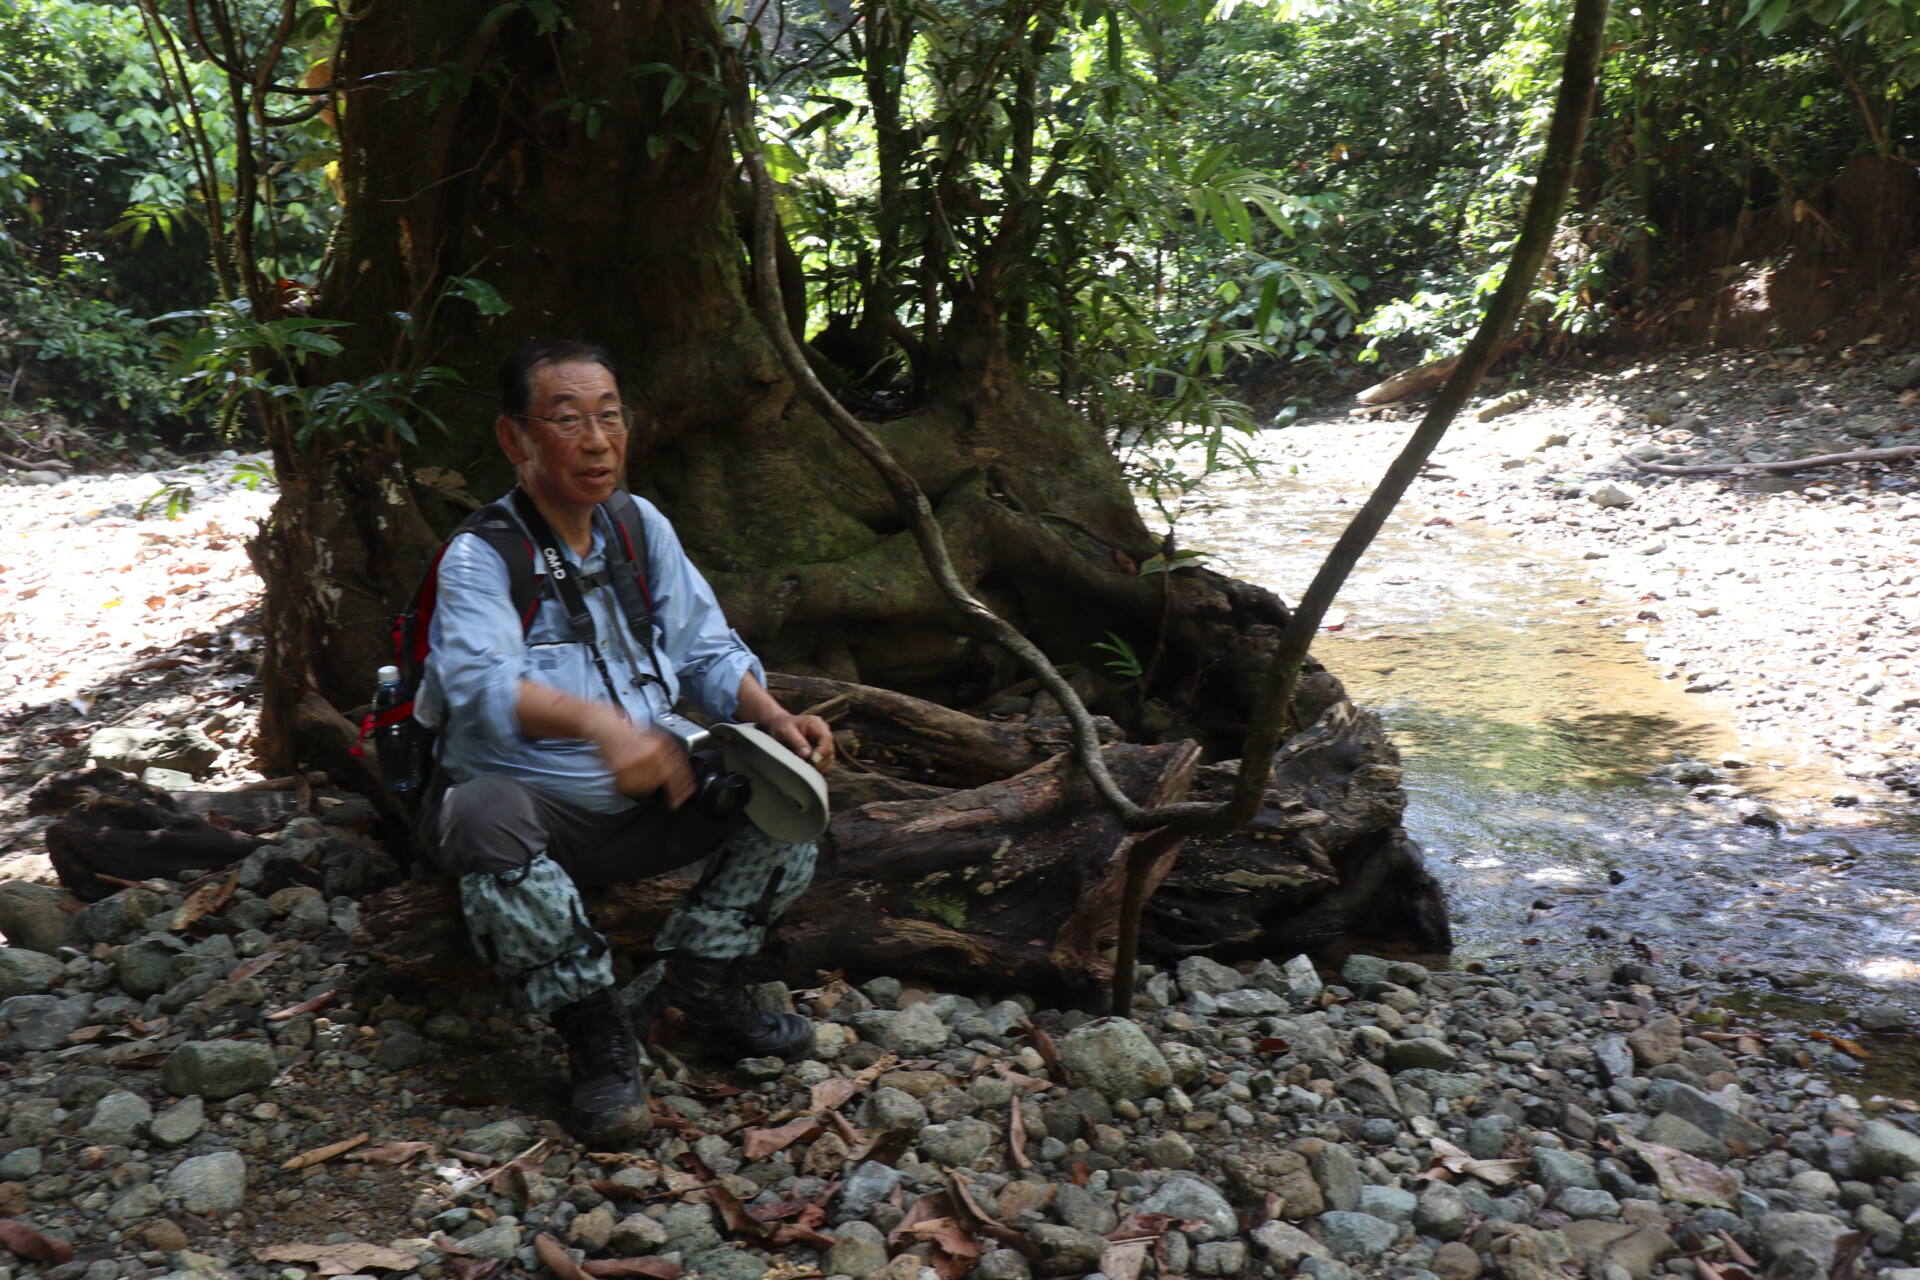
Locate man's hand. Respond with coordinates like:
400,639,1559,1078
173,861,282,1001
735,673,836,771
595,720,696,806
756,710,836,770
517,682,695,805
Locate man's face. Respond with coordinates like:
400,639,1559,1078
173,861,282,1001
496,358,628,515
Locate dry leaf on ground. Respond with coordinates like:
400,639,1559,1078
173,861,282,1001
534,1233,593,1280
1427,1136,1529,1186
583,1260,682,1279
280,1132,370,1172
1619,1135,1741,1208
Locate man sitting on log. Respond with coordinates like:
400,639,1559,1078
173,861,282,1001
419,337,835,1143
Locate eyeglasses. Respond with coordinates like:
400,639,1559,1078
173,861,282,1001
513,406,634,437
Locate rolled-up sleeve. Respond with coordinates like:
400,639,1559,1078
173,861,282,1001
639,500,763,720
425,532,531,750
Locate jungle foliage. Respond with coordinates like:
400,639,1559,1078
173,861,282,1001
0,0,1913,465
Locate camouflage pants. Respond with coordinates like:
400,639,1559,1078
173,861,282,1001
432,774,816,1012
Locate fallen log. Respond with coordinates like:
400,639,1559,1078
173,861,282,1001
353,677,1447,991
1355,339,1523,405
1141,701,1450,958
358,740,1202,993
1625,444,1920,476
26,769,264,902
768,671,1122,788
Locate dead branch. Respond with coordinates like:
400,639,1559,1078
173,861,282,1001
1626,445,1920,477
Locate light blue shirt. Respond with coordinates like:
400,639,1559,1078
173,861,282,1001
421,491,765,813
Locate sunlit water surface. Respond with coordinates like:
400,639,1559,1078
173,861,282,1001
1164,431,1920,998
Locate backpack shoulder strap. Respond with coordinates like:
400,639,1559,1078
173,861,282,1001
461,500,542,633
598,490,655,624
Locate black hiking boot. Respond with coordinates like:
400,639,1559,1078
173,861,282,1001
550,988,651,1143
659,955,815,1058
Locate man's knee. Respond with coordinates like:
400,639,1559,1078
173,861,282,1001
432,774,547,876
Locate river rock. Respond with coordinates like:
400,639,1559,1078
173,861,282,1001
837,1160,906,1219
1177,955,1245,997
3,993,91,1051
1433,1240,1484,1280
1650,1083,1772,1158
1562,1221,1676,1280
0,881,80,955
1357,1185,1416,1227
1757,1211,1849,1278
1627,1014,1683,1067
918,1117,996,1166
1279,954,1322,1001
80,1090,153,1145
1312,1141,1363,1211
879,1001,950,1055
160,1039,278,1099
1029,1223,1105,1275
1059,1016,1172,1100
1340,954,1392,994
1053,1182,1119,1235
1337,1062,1401,1116
1139,1175,1237,1239
461,1221,524,1260
1213,987,1288,1016
1320,1211,1397,1257
1593,1035,1636,1085
0,947,64,998
1852,1120,1920,1178
608,1213,669,1254
822,1220,888,1276
1384,1036,1459,1072
974,1248,1032,1280
164,1150,247,1214
1252,1220,1330,1268
864,1086,928,1133
150,1095,206,1147
1533,1148,1600,1195
87,724,221,776
1417,1180,1471,1239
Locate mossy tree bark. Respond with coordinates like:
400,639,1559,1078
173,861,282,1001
253,0,1300,774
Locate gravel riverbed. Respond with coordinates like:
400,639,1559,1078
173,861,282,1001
1265,341,1920,808
2,344,1920,1280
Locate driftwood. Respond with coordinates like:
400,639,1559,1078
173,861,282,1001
359,741,1202,993
26,769,265,901
1355,339,1523,405
769,672,1122,788
1141,702,1450,958
1626,444,1920,477
355,681,1450,991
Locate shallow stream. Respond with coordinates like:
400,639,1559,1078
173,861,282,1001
1169,427,1920,1003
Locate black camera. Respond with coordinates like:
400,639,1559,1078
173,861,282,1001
654,713,754,821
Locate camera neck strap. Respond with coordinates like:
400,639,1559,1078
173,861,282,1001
508,489,649,709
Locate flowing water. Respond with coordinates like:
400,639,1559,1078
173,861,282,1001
1166,429,1920,1000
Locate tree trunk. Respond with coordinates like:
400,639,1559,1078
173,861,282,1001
261,0,1306,761
259,0,1449,967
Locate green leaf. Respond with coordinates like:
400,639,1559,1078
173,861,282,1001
447,276,512,316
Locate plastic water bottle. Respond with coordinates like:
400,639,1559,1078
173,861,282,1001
372,664,422,797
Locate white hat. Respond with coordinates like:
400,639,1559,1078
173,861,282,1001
711,723,831,843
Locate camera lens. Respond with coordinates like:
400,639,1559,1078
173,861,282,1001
687,748,752,820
